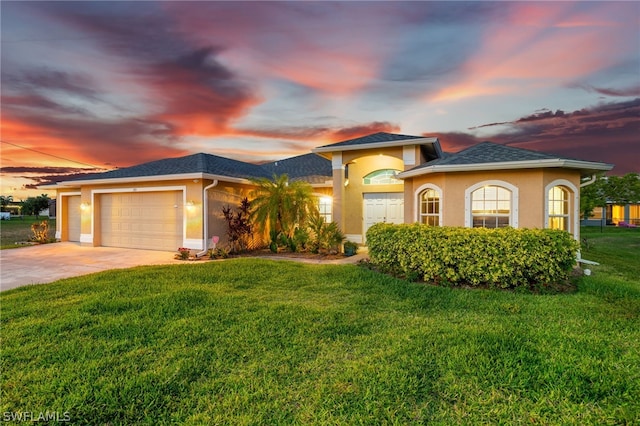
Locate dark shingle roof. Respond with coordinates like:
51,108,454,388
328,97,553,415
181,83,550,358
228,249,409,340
315,132,425,149
410,142,572,171
261,153,332,184
71,153,271,181
439,142,562,165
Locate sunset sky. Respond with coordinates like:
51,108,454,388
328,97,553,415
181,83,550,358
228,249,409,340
1,1,638,200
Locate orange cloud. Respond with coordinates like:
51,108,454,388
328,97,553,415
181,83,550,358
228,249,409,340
429,2,629,102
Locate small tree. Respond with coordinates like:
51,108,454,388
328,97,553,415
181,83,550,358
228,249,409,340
606,173,640,205
20,194,50,218
221,198,253,253
249,174,317,250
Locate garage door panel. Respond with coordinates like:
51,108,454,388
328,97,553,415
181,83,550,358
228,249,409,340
101,191,183,251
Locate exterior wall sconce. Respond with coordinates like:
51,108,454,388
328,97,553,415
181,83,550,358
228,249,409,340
80,202,90,211
186,201,196,212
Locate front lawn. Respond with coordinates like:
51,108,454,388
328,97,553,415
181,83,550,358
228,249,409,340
0,216,56,249
1,228,638,424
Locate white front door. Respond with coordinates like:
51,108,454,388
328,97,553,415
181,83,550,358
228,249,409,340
363,193,404,239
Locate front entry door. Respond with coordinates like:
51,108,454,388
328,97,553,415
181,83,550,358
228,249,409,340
363,193,404,239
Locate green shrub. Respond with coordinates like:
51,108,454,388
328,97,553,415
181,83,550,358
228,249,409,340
366,223,580,289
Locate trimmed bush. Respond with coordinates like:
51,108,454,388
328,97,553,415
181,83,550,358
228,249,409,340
366,223,580,289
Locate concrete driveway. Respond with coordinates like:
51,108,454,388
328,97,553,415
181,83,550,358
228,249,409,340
0,242,181,291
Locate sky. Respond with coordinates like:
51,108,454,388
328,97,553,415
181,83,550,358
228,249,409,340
1,1,639,200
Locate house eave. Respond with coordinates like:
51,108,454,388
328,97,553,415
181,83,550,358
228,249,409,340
53,172,253,188
312,137,439,154
397,159,614,179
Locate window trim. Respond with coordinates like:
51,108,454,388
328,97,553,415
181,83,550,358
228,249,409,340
414,183,443,226
544,179,578,240
464,180,519,228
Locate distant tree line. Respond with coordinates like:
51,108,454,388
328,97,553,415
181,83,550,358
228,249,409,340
0,194,52,217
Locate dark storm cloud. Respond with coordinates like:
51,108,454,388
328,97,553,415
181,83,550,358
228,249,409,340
440,99,640,174
571,83,640,97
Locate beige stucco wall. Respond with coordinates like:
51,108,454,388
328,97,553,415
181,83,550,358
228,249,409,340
405,168,581,234
341,153,405,238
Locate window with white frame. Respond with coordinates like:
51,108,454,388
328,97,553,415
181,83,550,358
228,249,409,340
317,196,332,223
419,188,440,226
548,186,569,231
471,185,511,228
363,169,402,185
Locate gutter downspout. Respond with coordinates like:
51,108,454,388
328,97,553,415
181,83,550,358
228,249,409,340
577,174,600,266
196,180,218,258
580,174,597,188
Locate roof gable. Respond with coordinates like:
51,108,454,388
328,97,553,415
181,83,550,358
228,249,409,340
315,132,425,149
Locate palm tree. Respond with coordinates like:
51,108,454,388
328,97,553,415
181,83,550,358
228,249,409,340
249,174,317,247
0,195,13,212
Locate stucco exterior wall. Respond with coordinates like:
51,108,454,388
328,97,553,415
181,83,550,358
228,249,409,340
341,153,405,238
405,168,581,234
58,178,217,249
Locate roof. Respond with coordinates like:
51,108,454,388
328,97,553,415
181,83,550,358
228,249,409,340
398,142,613,178
261,153,332,185
312,131,442,161
314,132,426,149
62,152,271,184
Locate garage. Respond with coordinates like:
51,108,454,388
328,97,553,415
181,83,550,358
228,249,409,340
66,196,81,242
100,191,183,251
363,192,404,237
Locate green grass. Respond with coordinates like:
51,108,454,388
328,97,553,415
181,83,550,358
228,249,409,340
1,228,638,424
0,216,56,249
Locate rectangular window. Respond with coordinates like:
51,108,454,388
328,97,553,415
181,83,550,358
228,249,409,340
318,197,332,223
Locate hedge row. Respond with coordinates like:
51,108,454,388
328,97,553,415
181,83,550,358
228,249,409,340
366,223,580,289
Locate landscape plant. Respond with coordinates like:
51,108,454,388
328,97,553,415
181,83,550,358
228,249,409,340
249,174,317,251
306,210,345,254
221,198,253,253
30,220,50,244
367,223,580,289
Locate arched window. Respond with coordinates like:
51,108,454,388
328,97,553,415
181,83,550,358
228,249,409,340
471,185,511,228
363,169,402,185
548,186,569,231
420,189,440,226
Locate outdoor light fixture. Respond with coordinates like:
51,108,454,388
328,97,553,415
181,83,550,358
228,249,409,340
80,202,90,211
186,201,196,212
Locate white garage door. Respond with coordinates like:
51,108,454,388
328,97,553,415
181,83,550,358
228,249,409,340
100,191,183,251
67,196,81,242
363,193,404,238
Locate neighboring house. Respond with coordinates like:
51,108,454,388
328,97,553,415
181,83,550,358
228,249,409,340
49,132,613,251
582,203,640,227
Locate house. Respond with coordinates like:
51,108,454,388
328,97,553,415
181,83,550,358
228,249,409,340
50,132,613,251
582,203,640,227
